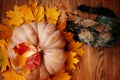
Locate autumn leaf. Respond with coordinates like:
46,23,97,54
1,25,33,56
68,41,84,56
35,6,44,22
45,7,60,24
19,5,35,23
3,5,35,29
76,47,84,56
3,2,60,29
0,24,12,40
0,39,10,72
1,68,26,80
5,5,24,29
57,19,66,31
12,54,27,67
52,70,71,80
66,51,79,70
30,2,37,13
30,2,44,22
59,11,67,23
64,32,74,43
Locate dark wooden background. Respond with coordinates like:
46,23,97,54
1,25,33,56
0,0,120,80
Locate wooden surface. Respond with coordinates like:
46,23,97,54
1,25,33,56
0,0,120,80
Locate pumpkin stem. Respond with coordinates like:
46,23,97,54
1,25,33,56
37,45,44,54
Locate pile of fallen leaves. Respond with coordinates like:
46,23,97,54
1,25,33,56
0,2,84,80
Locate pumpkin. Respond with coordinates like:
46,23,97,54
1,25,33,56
7,22,66,80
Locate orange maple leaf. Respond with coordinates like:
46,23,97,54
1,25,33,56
0,24,12,40
68,41,84,56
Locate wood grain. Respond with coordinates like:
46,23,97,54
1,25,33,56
0,0,120,80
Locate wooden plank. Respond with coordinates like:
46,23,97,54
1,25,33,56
0,0,2,22
42,0,52,7
2,0,15,17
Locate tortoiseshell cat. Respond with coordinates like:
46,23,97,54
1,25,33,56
65,5,120,47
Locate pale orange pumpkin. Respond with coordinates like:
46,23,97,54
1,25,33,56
7,22,66,80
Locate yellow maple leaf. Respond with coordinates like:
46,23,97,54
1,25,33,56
3,2,60,28
35,6,44,22
30,2,44,22
52,70,71,80
45,7,60,24
5,5,24,29
1,68,26,80
30,2,37,13
21,68,30,76
0,39,10,72
66,51,79,70
3,5,35,29
19,5,35,23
